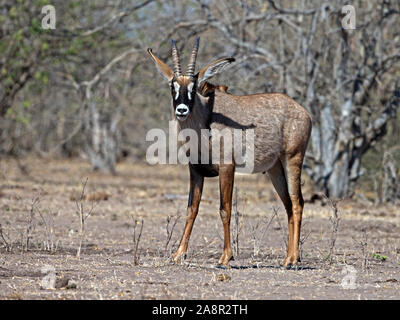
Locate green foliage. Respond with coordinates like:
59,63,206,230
23,100,31,109
30,17,43,34
34,0,51,5
5,107,31,126
9,6,18,19
34,71,49,85
372,253,388,262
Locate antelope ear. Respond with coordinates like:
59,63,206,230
147,48,174,81
197,57,235,86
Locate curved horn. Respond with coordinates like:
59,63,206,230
170,39,182,77
186,37,200,78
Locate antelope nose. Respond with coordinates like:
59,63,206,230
176,104,189,116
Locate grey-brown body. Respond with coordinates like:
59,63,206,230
148,38,312,268
178,90,312,175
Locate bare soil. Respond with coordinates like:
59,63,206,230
0,157,399,300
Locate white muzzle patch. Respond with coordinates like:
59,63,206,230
175,104,189,120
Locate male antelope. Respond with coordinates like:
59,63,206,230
148,38,312,268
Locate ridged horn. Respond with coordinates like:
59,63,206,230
186,37,200,78
170,39,182,77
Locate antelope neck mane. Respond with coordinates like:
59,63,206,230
198,81,228,96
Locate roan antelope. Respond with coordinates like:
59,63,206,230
147,38,312,268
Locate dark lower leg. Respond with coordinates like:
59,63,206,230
172,167,204,262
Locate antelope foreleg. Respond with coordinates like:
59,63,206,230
172,167,204,263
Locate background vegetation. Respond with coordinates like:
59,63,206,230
0,0,399,201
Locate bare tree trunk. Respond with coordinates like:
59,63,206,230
381,147,400,204
81,88,120,174
306,83,399,198
67,48,138,174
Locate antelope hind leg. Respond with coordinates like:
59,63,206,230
267,160,296,268
281,153,305,268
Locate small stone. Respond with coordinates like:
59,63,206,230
216,274,231,282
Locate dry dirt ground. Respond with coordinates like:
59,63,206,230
0,157,399,300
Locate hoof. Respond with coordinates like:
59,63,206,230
282,256,300,269
218,254,234,268
171,251,186,264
